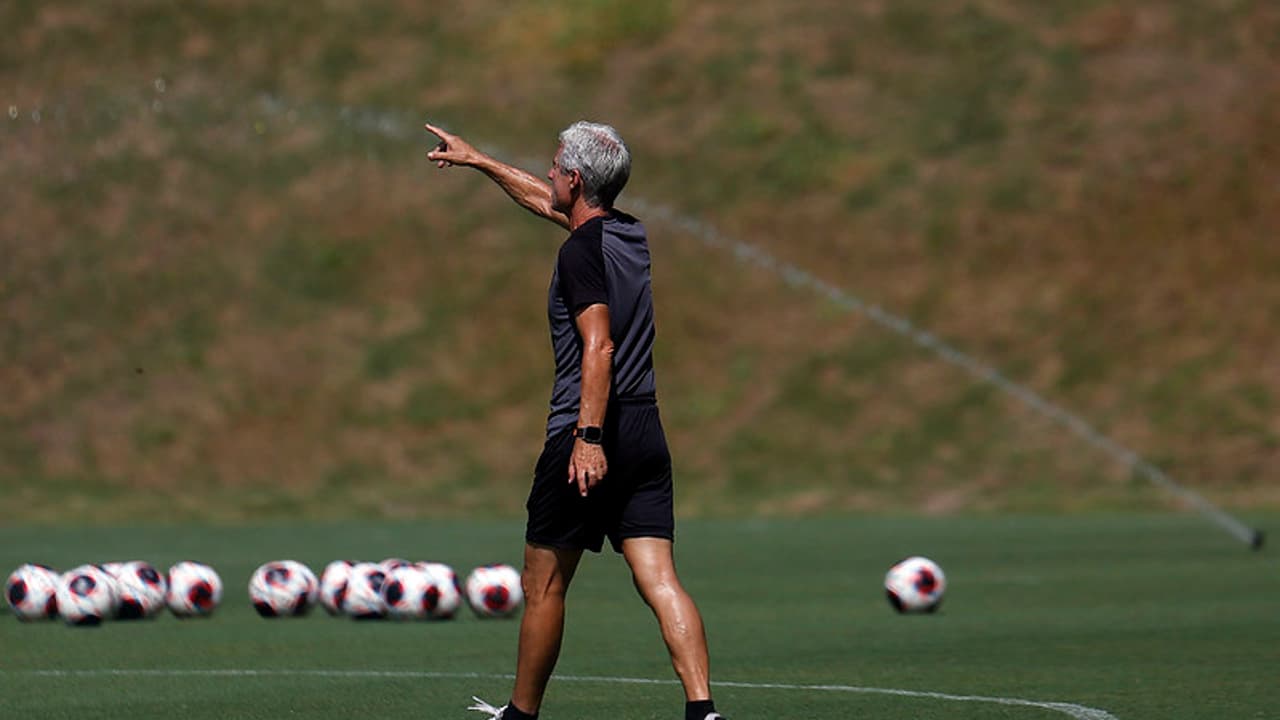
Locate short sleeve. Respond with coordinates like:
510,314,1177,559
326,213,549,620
557,231,608,315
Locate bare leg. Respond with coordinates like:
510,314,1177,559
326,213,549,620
511,543,583,714
621,537,712,701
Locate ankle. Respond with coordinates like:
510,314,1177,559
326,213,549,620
504,701,538,720
685,699,717,720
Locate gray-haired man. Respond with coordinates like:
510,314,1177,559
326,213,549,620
424,120,725,720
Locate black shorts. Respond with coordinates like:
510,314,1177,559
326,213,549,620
526,404,674,553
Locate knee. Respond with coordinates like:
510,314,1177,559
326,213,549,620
633,572,681,607
523,574,568,607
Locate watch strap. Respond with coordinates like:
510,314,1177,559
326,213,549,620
574,425,604,444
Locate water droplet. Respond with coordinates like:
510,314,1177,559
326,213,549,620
152,99,163,113
7,105,15,120
154,77,166,93
31,108,41,123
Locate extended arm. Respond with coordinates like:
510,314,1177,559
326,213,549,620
425,122,569,229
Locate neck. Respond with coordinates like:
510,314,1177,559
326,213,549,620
568,202,610,231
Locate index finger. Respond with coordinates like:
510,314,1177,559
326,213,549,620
423,121,453,141
571,464,590,497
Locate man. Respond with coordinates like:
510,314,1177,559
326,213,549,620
424,120,726,720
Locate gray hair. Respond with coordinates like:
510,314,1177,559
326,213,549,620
557,121,631,208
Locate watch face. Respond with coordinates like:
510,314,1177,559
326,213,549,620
579,426,603,443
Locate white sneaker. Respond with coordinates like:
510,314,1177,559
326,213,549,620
467,696,506,719
704,714,726,720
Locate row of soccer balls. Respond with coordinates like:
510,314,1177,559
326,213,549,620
10,554,946,624
5,559,525,626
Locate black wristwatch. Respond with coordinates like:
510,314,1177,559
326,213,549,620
574,425,604,445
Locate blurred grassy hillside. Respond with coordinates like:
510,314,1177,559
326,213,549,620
3,0,1278,524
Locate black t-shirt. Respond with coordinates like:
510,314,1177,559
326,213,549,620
545,210,658,436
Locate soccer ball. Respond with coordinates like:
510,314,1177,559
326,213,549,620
166,561,223,617
56,564,119,626
249,560,319,617
319,560,355,616
6,564,60,621
884,556,946,614
112,561,168,619
465,564,524,618
417,562,462,620
343,562,387,620
381,565,434,620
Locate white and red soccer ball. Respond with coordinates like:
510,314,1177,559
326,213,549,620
319,560,355,616
465,564,524,618
381,565,434,620
381,562,460,621
418,562,461,619
56,564,119,626
6,564,60,621
343,562,388,620
884,556,946,614
166,561,223,617
249,560,319,617
112,561,168,619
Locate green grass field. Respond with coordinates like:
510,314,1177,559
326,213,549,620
2,516,1275,719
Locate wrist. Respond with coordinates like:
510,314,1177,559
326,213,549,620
573,425,603,445
473,152,503,172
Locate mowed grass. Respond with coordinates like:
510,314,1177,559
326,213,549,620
1,516,1276,719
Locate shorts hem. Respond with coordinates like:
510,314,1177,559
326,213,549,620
525,533,605,554
608,529,675,553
